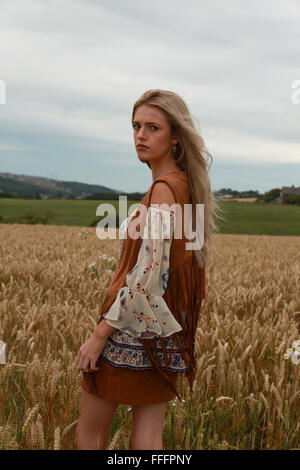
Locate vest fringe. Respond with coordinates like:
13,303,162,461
140,252,205,403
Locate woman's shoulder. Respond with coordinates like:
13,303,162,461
153,171,189,200
140,171,189,210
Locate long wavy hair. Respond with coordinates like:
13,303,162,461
132,89,226,268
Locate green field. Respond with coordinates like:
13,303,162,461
0,198,299,235
218,201,300,235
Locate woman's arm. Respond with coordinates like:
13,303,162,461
94,183,176,340
92,319,116,341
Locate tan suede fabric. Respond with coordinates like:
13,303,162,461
80,356,178,405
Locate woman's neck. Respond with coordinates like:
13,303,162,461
151,166,184,183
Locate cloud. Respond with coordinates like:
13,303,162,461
0,0,299,192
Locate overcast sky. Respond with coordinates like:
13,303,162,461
0,0,299,194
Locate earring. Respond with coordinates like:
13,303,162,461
172,144,177,154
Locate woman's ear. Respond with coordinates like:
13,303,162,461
171,129,178,146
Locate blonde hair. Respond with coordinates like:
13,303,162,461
132,88,226,268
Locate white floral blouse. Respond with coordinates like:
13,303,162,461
101,206,188,372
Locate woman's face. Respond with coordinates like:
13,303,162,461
132,105,177,167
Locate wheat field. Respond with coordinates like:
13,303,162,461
0,223,299,450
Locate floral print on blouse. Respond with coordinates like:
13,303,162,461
101,206,188,372
104,206,182,338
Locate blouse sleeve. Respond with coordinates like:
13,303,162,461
104,206,182,338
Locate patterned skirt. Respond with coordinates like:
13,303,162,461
80,330,188,405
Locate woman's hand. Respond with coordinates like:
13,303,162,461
76,332,107,373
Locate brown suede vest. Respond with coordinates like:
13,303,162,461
91,170,206,402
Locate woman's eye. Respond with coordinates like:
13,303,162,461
132,124,158,131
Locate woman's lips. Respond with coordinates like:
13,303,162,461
137,145,148,150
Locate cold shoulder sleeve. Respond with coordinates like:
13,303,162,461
104,206,182,338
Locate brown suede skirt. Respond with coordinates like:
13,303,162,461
80,356,179,405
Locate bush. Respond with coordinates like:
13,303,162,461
260,188,281,202
286,195,300,205
3,210,56,225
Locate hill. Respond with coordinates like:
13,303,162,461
0,172,122,199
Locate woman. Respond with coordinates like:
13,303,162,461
76,89,223,450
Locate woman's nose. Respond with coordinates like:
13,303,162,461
137,126,146,138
